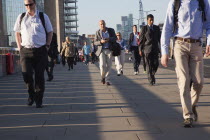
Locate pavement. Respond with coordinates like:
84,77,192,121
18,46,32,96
0,59,210,140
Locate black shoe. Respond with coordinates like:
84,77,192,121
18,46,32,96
121,71,123,75
192,106,198,122
47,75,53,81
117,74,121,76
68,68,70,71
106,82,111,86
36,104,43,108
27,97,34,106
101,78,105,84
183,118,193,128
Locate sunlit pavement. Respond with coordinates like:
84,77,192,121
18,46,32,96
0,59,210,140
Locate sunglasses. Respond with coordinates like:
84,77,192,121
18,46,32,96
25,3,34,7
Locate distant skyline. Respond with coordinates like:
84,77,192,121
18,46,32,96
78,0,170,35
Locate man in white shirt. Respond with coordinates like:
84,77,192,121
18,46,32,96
14,0,53,108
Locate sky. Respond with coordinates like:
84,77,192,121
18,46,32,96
78,0,170,35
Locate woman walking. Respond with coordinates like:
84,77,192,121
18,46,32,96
61,37,75,71
115,32,127,76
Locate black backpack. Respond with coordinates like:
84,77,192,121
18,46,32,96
173,0,206,33
19,12,47,35
111,42,121,56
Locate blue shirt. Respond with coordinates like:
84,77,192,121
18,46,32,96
83,45,91,55
132,32,139,46
117,39,127,50
161,0,210,55
102,30,110,49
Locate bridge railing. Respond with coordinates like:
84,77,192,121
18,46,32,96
0,47,21,77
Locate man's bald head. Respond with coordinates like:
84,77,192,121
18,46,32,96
99,20,106,31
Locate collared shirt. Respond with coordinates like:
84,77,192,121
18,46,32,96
132,32,139,46
148,24,153,30
14,10,53,48
102,30,110,49
83,45,91,55
161,0,210,55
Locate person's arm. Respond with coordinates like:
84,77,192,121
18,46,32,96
15,32,22,49
161,0,174,67
94,31,102,46
204,0,210,56
44,14,53,46
139,27,145,55
14,14,22,50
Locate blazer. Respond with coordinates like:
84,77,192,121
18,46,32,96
139,25,161,54
128,32,140,51
60,42,75,57
94,27,117,56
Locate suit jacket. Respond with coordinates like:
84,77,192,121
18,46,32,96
128,32,140,51
94,27,117,56
139,25,161,54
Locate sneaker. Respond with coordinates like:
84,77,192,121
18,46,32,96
134,72,138,75
183,118,193,128
192,106,198,122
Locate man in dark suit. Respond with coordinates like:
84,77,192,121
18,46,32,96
139,14,161,85
94,20,117,85
128,25,141,75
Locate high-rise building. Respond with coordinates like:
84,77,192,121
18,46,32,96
116,24,122,33
64,0,79,42
118,14,133,41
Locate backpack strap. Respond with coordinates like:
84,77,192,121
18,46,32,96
19,12,26,26
173,0,181,33
198,0,206,22
39,12,47,35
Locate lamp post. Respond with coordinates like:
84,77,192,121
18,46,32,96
133,18,141,32
143,10,156,21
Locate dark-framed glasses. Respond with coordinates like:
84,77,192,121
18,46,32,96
25,3,34,7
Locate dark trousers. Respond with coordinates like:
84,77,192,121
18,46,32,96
84,55,90,64
91,52,96,63
131,46,141,72
46,56,55,78
20,46,48,105
142,51,147,71
67,57,74,69
145,52,159,83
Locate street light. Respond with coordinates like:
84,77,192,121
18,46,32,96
132,17,141,32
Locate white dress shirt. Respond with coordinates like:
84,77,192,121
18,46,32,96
14,10,53,48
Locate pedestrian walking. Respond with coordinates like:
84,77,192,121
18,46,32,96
14,0,53,108
161,0,210,127
128,25,141,75
82,41,91,65
94,20,117,85
91,42,97,64
61,36,75,71
139,14,161,85
115,32,127,76
46,32,59,81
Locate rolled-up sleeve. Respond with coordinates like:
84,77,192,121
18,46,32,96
44,14,53,33
161,0,174,55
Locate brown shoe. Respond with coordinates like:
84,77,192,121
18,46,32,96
101,78,105,84
106,82,111,86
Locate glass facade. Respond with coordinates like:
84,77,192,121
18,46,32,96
3,0,44,46
64,0,78,41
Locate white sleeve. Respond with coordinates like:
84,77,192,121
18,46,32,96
44,14,53,33
13,14,22,33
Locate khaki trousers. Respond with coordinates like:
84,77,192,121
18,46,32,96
174,40,204,119
99,49,112,82
115,50,125,74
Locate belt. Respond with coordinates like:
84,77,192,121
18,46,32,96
22,45,45,50
175,37,200,43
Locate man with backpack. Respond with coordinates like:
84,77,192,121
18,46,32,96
14,0,53,108
161,0,210,127
46,32,59,81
